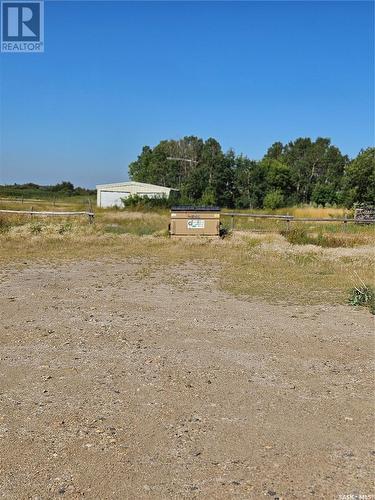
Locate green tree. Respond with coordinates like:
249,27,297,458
261,159,295,200
128,146,155,183
233,156,266,208
127,135,364,209
311,183,337,206
211,149,236,207
264,141,283,160
341,148,375,206
51,181,75,195
279,137,348,203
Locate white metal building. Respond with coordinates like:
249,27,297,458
96,181,177,208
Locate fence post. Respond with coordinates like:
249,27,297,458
231,215,235,231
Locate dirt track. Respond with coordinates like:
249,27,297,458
0,259,374,499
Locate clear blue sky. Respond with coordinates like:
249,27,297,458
0,1,373,187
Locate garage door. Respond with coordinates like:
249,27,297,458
100,191,130,208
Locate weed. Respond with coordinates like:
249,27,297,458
245,237,262,249
58,222,73,235
30,222,43,234
0,217,11,234
348,285,375,314
282,227,311,245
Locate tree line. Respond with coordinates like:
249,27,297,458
0,182,96,199
129,137,374,209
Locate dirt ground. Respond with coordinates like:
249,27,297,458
0,259,373,499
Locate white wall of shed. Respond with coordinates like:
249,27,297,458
99,191,130,208
97,188,170,208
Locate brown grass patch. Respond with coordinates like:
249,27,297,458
0,206,374,308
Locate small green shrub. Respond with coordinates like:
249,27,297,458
30,222,43,234
281,227,311,245
121,193,179,210
263,190,285,210
58,222,72,234
348,285,375,314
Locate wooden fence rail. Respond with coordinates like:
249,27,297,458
221,212,375,230
0,209,95,223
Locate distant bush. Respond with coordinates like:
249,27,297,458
121,193,179,210
263,190,285,210
0,182,95,199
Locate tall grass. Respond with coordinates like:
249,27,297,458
221,248,371,305
0,217,11,233
281,226,373,248
222,205,351,218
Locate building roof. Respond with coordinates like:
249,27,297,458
96,181,178,190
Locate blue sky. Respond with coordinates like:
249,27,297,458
0,1,373,187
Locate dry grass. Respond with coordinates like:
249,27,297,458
0,197,93,212
278,206,350,218
281,225,374,248
221,242,374,305
0,227,373,309
222,205,351,218
0,201,374,309
221,205,361,235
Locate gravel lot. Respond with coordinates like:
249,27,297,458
0,259,373,499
